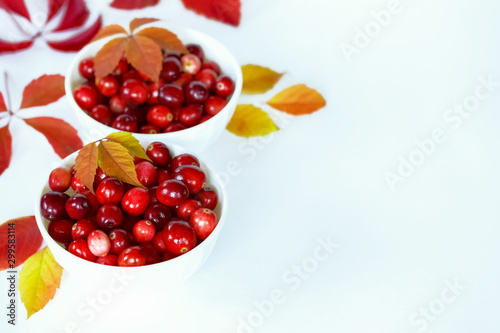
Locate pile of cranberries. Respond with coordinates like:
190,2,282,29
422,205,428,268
73,44,235,133
40,141,219,267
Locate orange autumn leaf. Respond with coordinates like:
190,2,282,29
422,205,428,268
19,247,62,319
136,27,188,54
125,35,163,82
226,104,279,138
106,132,151,161
267,84,326,115
98,140,143,187
0,125,12,176
241,64,283,94
75,142,99,194
0,91,6,112
0,216,43,270
20,75,65,109
129,17,159,32
90,24,127,43
94,37,127,79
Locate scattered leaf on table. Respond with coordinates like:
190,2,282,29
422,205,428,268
0,216,43,270
125,36,163,82
110,0,159,10
75,142,99,194
98,141,143,187
226,104,279,138
181,0,241,27
91,24,127,43
24,117,83,159
106,132,151,161
129,18,159,32
47,0,64,21
47,16,103,52
241,64,283,94
0,39,33,54
267,84,326,115
0,92,6,112
0,0,30,20
20,75,65,109
52,0,89,32
19,247,63,319
0,125,12,176
136,27,188,54
94,37,127,79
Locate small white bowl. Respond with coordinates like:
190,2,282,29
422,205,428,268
65,21,242,153
34,140,227,284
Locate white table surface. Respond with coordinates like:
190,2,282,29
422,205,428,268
1,0,500,332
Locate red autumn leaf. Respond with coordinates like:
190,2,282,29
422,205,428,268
23,117,82,159
0,92,6,112
125,35,163,82
47,16,102,52
94,37,127,79
0,0,30,20
91,24,127,43
0,38,33,54
20,75,65,109
110,0,159,10
181,0,241,26
0,216,43,270
129,18,159,32
47,0,64,22
53,0,89,32
0,124,12,176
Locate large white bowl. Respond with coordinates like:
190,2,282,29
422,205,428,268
65,21,242,153
34,140,227,285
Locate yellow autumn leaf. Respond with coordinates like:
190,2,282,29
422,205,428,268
98,141,144,187
267,84,326,115
226,104,279,138
19,247,63,319
241,64,283,94
106,132,151,162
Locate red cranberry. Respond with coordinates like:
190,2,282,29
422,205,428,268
135,161,158,187
118,246,146,266
144,202,171,230
120,79,149,105
80,190,100,214
179,105,203,127
158,84,184,108
97,75,119,97
68,239,96,262
112,114,138,132
181,54,202,75
201,61,221,75
147,81,163,105
74,85,98,111
96,178,125,205
72,218,98,240
157,179,189,206
170,153,200,170
49,168,71,192
97,204,123,231
195,69,217,90
79,58,95,79
152,230,169,253
186,44,204,60
163,122,186,133
65,194,91,220
204,96,228,116
96,254,118,266
109,228,132,255
87,230,111,257
214,75,235,97
71,173,86,192
121,187,150,216
109,95,128,114
163,220,197,254
195,187,218,210
41,191,69,221
160,57,182,82
146,142,172,168
113,58,129,75
177,199,202,221
140,124,161,134
142,243,160,265
90,104,114,126
48,219,74,244
189,208,218,240
173,165,206,194
172,73,193,88
132,220,156,243
146,105,173,129
157,169,172,183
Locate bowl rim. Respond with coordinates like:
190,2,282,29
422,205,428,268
64,20,243,139
34,140,228,271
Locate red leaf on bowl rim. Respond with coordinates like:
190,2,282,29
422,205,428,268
110,0,159,10
23,117,82,159
0,0,30,20
181,0,241,27
0,216,43,271
20,75,65,110
0,124,12,176
47,16,103,52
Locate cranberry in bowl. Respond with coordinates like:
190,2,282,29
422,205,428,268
65,21,242,154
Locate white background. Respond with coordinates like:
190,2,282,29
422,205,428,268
1,0,500,332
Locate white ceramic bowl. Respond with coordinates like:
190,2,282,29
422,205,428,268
35,140,227,285
65,21,242,153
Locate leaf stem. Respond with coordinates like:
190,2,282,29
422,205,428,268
7,13,32,39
